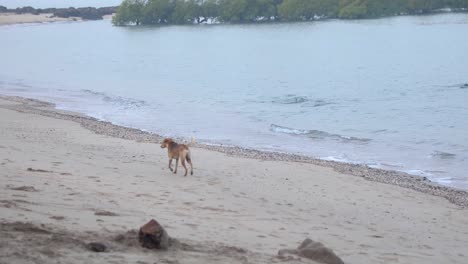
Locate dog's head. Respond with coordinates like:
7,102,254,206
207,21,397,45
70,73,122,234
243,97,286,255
160,138,173,148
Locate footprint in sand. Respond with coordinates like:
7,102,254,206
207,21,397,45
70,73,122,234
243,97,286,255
0,200,18,209
8,185,39,192
183,223,199,229
27,168,52,173
94,210,119,216
51,162,63,167
50,216,65,220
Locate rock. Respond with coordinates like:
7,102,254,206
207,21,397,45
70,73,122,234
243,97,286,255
461,83,468,89
87,242,107,252
279,238,344,264
138,219,170,250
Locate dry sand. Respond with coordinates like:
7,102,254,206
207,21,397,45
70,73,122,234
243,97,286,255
1,96,468,264
0,13,81,26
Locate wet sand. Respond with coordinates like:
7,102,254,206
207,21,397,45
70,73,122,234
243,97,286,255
1,95,468,264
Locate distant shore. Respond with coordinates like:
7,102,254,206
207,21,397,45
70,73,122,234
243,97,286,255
0,5,116,26
0,13,80,26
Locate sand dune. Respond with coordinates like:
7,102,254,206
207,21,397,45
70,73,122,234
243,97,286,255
1,96,468,264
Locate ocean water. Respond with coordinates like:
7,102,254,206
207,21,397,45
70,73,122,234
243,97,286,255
1,14,467,189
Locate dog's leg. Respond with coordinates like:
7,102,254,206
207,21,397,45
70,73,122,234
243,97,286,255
181,158,188,177
187,153,193,175
174,158,179,174
168,159,173,172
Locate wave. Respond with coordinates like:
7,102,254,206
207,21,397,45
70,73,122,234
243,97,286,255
1,81,33,89
436,83,468,89
302,99,334,107
252,95,333,107
81,89,147,109
270,124,371,143
402,169,432,176
271,95,309,104
431,151,456,159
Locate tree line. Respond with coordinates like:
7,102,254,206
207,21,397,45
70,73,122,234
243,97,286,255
112,0,468,25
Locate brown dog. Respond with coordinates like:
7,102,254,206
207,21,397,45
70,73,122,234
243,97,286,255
160,138,193,176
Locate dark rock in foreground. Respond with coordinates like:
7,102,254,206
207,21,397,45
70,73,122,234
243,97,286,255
278,238,344,264
138,219,170,250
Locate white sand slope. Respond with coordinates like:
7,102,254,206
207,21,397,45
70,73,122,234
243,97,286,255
0,13,81,26
1,97,468,264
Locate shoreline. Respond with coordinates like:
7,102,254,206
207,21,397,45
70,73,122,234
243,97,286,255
2,95,467,208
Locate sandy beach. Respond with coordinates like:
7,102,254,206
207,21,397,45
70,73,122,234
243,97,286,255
0,13,82,26
1,95,468,264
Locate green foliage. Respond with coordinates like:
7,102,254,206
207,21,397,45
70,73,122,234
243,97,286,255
199,0,220,22
446,0,468,8
278,0,339,21
112,0,145,25
112,0,468,26
218,0,248,22
143,0,175,24
339,0,367,19
217,0,279,22
407,0,444,13
365,0,408,17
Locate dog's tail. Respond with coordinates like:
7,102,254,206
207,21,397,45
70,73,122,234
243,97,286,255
188,137,196,147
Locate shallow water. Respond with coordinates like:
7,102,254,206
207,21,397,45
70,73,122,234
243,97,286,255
1,14,467,189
